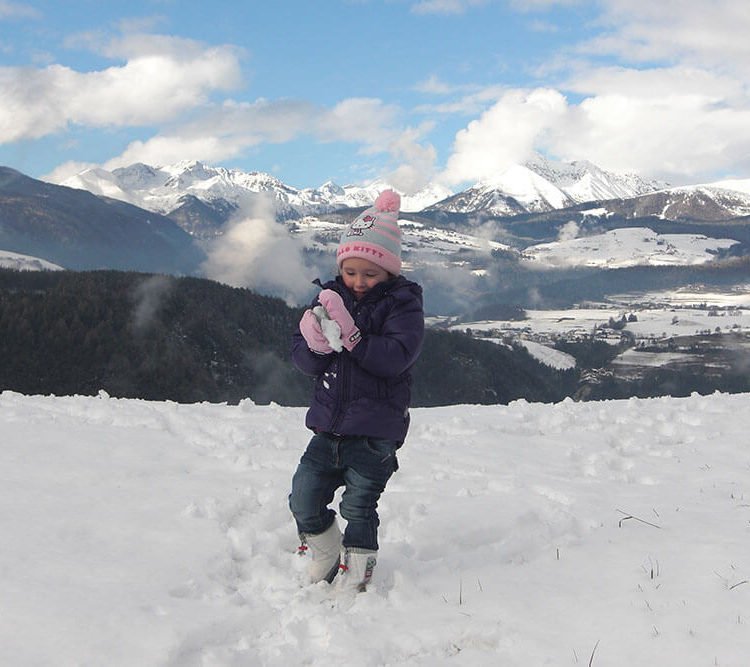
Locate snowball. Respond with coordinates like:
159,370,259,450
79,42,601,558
313,305,343,352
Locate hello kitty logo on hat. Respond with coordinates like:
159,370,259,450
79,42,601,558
337,190,402,275
347,214,376,237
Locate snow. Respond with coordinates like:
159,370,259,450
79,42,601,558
705,178,750,197
60,162,452,218
59,156,664,221
479,333,577,370
518,339,577,370
0,250,63,271
458,310,624,338
3,389,750,666
312,305,343,352
522,227,739,269
477,164,571,211
453,286,750,361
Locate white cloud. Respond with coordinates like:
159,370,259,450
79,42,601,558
413,82,508,116
201,195,310,304
581,0,750,73
0,1,39,19
557,220,580,241
437,1,750,184
99,99,317,169
41,87,436,192
565,65,744,102
82,96,415,178
105,135,245,171
414,75,456,95
0,34,242,143
316,98,400,149
384,124,438,194
440,88,567,186
440,80,750,185
410,0,489,15
43,161,98,184
548,92,750,181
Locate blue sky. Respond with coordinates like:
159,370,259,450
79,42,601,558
3,0,750,192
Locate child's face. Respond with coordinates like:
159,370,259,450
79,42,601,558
340,258,390,300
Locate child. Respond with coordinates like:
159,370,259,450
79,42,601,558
289,189,424,592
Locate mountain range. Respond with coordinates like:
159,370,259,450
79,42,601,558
2,157,750,315
59,156,750,233
60,156,668,230
60,161,453,234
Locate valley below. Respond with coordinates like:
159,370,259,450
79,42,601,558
442,284,750,400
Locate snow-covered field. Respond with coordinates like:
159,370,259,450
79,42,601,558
2,390,750,666
455,286,750,343
521,227,739,269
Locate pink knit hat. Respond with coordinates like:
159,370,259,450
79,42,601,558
336,189,402,275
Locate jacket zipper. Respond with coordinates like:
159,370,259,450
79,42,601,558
329,293,368,435
330,353,350,434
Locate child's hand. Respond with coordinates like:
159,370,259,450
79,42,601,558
312,306,344,352
318,290,361,351
299,309,333,355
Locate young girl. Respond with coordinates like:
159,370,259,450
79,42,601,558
289,190,424,592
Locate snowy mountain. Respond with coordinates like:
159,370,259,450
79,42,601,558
584,183,750,222
64,161,306,222
426,157,667,216
3,390,750,665
61,161,452,235
59,156,663,236
0,166,204,273
55,157,750,233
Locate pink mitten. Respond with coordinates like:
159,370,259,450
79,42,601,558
299,309,333,354
318,290,361,351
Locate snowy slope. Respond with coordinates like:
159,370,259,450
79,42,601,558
667,184,750,218
526,156,666,202
0,249,63,271
522,227,739,269
2,390,750,666
472,164,574,212
428,156,666,215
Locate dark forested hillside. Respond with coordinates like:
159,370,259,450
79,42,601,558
0,269,309,404
0,269,576,406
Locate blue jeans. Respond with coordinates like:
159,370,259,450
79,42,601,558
289,433,400,551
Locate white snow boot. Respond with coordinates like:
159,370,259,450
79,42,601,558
338,548,377,592
299,520,342,584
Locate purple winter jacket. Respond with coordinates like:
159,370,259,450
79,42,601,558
291,275,424,443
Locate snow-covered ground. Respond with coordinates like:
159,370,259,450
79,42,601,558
2,390,750,666
457,286,750,341
522,227,739,269
0,250,63,271
517,338,577,370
